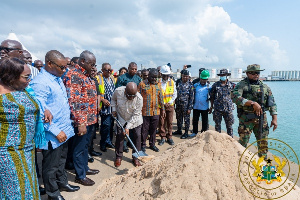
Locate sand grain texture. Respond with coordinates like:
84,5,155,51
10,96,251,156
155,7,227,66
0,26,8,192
90,131,300,200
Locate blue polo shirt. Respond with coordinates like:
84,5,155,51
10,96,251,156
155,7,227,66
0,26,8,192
193,82,211,110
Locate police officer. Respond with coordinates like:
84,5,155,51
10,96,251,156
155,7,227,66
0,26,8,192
173,69,194,139
232,64,278,158
210,69,235,137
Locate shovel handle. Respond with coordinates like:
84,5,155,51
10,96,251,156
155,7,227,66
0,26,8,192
112,116,140,157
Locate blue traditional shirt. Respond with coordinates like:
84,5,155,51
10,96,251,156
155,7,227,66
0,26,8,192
210,80,235,112
30,68,74,149
193,82,211,110
100,76,115,115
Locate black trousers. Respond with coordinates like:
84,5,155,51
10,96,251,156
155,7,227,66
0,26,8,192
88,124,96,152
142,115,160,148
115,124,142,158
42,141,68,198
192,109,209,133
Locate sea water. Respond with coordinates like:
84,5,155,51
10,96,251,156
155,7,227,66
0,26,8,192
208,81,300,162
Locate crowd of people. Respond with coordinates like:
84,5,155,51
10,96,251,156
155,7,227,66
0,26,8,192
0,39,278,200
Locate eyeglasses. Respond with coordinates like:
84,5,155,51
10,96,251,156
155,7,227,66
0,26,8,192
248,71,260,75
0,46,21,53
50,61,67,70
21,74,32,81
102,69,112,73
125,92,136,98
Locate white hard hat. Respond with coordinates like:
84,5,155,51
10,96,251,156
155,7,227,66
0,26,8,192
160,65,171,75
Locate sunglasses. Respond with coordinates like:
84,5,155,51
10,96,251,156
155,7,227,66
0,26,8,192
50,61,67,70
21,74,32,81
102,69,112,73
0,46,21,53
125,92,136,98
248,71,260,75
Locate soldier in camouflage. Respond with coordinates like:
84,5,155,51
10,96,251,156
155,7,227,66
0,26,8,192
173,70,194,139
232,64,278,158
209,69,236,137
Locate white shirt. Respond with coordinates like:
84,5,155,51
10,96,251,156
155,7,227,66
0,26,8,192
111,86,143,129
28,64,39,79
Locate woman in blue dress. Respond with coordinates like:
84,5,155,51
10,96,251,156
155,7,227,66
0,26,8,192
0,58,43,199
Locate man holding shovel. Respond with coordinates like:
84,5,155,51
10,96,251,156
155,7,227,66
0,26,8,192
111,82,143,167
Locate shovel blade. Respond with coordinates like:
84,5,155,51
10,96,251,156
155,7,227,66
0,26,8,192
132,151,148,158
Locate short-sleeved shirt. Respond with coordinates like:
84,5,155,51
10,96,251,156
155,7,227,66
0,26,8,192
115,73,142,88
193,82,211,110
138,79,164,116
100,76,115,115
63,64,97,126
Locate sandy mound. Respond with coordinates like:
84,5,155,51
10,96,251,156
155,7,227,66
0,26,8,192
90,131,300,200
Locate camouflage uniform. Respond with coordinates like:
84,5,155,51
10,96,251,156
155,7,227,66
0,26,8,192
175,80,194,134
232,77,277,157
210,80,235,136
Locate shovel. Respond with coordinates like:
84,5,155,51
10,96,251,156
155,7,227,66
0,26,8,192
113,116,149,159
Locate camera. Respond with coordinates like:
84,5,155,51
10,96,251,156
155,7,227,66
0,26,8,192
186,65,191,68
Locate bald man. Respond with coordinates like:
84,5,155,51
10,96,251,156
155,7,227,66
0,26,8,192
111,82,143,167
63,50,99,186
0,39,23,60
0,39,39,78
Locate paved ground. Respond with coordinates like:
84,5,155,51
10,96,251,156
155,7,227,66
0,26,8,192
37,118,300,200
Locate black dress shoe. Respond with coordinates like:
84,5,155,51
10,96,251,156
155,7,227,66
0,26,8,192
90,150,102,156
123,147,129,153
65,162,75,170
180,133,189,139
158,139,165,146
39,186,46,195
106,143,115,148
100,147,107,152
127,142,133,149
88,154,94,163
173,130,182,135
86,169,100,175
75,177,95,186
48,195,65,200
167,138,174,145
59,184,80,192
150,145,159,152
141,147,146,152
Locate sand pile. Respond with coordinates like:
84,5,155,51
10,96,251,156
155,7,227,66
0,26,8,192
90,131,300,200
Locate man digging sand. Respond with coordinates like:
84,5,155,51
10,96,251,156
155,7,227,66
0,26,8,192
111,82,144,167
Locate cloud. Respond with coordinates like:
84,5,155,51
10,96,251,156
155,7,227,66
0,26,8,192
0,0,288,74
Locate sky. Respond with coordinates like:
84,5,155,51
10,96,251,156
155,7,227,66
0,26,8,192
0,0,299,76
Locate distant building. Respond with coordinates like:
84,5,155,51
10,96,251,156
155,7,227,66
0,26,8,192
271,70,300,80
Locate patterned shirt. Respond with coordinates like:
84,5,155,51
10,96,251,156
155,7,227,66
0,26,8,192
210,80,235,112
115,73,142,88
63,64,97,126
175,80,194,110
138,79,164,116
100,76,115,115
